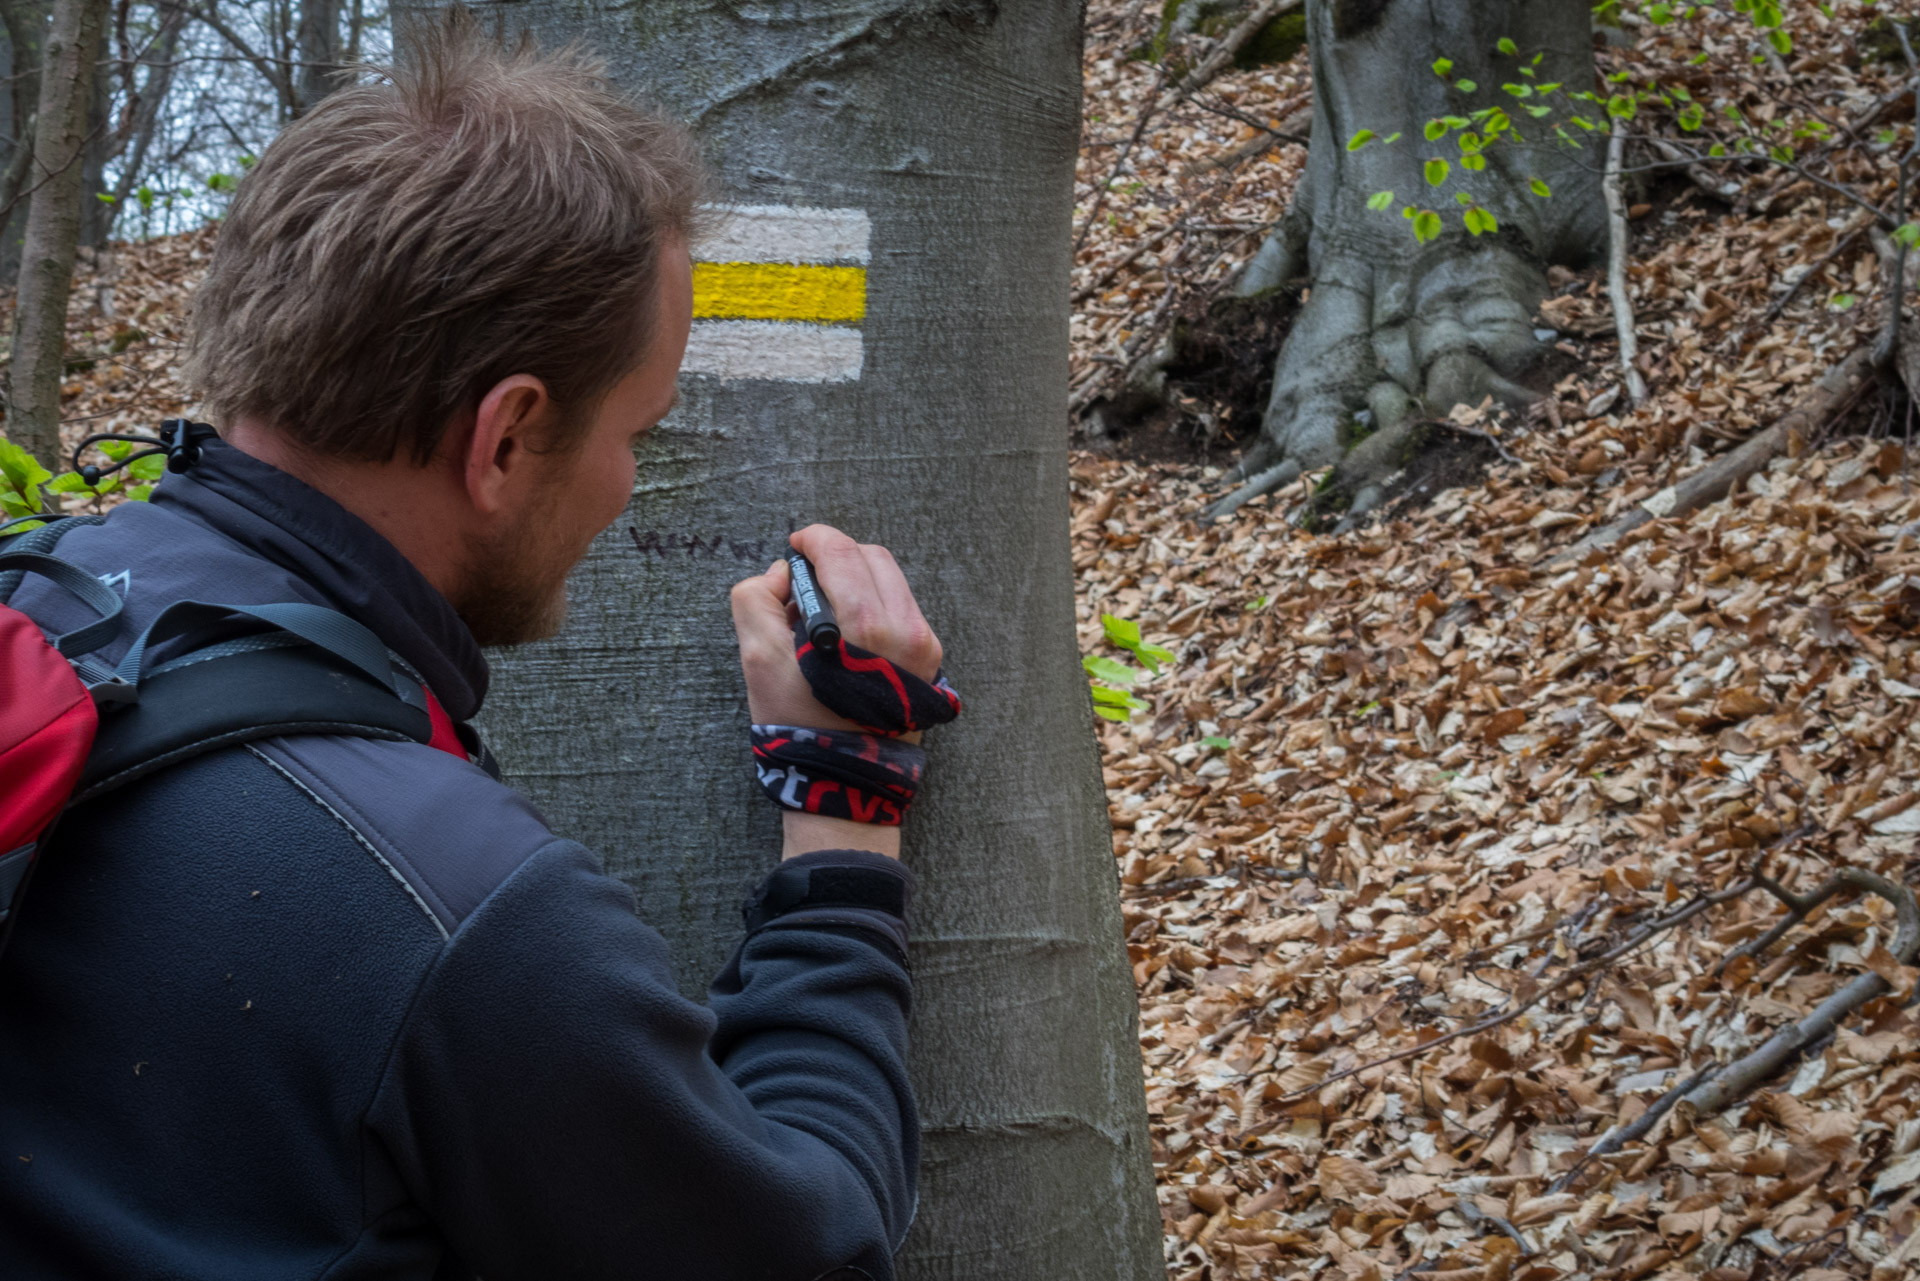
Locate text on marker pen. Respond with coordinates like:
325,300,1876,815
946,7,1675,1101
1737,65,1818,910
787,552,841,652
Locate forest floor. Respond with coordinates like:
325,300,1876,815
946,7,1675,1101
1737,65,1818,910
1070,2,1920,1279
8,5,1920,1276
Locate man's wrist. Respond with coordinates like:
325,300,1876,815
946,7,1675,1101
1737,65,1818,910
782,811,900,861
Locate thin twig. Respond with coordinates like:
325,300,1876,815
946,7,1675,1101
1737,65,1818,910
1554,864,1919,1193
1605,115,1649,408
1073,62,1173,256
1731,221,1868,350
1232,871,1766,1140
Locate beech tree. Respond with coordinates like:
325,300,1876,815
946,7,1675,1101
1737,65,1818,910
1204,0,1606,521
439,0,1166,1276
5,0,107,467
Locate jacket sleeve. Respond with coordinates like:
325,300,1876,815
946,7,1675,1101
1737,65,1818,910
366,840,917,1281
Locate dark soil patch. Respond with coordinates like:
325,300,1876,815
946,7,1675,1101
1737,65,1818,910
1082,288,1297,467
1377,422,1510,524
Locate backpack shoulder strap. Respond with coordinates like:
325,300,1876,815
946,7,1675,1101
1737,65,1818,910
0,516,106,604
3,517,482,803
75,640,437,803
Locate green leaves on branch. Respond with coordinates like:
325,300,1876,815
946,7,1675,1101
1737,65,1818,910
1424,157,1450,187
1089,685,1149,721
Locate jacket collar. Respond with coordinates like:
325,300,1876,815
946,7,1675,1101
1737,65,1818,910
152,437,489,720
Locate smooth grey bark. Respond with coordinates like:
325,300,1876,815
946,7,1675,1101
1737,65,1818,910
417,1,1166,1277
76,30,110,248
1207,0,1606,521
6,0,106,467
293,0,342,114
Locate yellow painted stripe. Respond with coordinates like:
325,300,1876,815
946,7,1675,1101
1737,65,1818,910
692,262,866,324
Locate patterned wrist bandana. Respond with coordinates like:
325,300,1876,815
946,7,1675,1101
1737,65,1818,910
751,725,927,826
791,620,961,735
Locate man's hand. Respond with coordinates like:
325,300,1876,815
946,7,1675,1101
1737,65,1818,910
730,525,944,860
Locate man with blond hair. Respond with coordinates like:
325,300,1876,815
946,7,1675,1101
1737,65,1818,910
0,14,934,1279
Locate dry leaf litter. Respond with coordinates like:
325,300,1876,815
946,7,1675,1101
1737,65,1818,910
1074,1,1920,1278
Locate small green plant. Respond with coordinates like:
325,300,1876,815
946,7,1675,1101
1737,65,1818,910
1201,734,1232,750
1083,612,1175,723
0,441,53,532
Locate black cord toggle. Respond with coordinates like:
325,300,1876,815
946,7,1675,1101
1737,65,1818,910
71,419,217,487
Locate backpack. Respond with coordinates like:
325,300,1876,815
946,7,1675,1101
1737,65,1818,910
0,514,475,953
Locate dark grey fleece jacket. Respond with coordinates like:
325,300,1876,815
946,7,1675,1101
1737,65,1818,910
0,439,916,1280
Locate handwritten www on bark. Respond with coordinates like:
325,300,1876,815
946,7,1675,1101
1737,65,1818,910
627,526,772,561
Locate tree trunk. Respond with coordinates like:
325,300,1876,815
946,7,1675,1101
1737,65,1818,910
1206,0,1607,521
5,0,105,468
101,12,183,240
76,25,110,249
294,0,343,115
425,0,1165,1276
0,0,48,283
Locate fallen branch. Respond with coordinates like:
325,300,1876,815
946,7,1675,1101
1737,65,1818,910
1679,867,1918,1115
1551,866,1918,1193
1233,871,1766,1139
1072,223,1179,305
1544,343,1879,567
1728,217,1869,350
1549,1062,1722,1194
1178,100,1310,181
1604,115,1648,409
1073,62,1174,255
1648,137,1743,204
1159,0,1301,109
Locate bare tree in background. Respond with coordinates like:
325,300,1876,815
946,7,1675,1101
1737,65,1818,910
6,0,108,466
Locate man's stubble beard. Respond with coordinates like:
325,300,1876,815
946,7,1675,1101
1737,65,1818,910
451,509,581,648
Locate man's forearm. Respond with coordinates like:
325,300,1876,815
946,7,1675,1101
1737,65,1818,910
783,811,901,860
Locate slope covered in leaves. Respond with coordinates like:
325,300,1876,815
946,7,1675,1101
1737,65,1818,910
1070,3,1920,1278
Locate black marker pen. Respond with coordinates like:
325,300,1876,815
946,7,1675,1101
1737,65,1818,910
787,551,841,652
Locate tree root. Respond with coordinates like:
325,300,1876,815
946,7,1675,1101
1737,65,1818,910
1544,343,1878,567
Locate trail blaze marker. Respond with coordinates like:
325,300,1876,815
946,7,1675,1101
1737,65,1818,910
684,205,869,383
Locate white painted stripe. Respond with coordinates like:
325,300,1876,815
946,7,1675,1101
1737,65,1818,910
695,205,871,265
681,320,864,383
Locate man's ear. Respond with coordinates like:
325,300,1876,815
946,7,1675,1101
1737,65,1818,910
463,374,554,516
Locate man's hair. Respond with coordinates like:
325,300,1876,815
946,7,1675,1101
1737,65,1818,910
184,8,704,463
